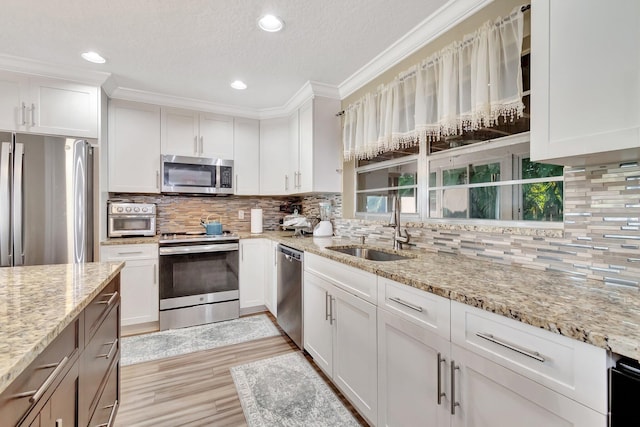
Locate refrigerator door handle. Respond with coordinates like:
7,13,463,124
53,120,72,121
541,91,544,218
0,142,12,266
13,142,24,266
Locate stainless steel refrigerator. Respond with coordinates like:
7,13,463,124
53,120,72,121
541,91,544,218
0,132,93,267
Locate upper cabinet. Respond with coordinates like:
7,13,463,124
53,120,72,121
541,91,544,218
233,117,260,195
287,96,342,194
161,107,234,159
530,0,640,166
259,117,290,195
108,99,161,193
0,70,99,138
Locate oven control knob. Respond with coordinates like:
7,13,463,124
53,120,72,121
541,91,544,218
116,207,123,213
142,207,148,212
134,207,140,212
126,207,132,212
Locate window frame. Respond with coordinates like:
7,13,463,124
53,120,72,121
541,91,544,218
354,153,421,221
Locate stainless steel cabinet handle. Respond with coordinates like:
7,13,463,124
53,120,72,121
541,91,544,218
235,174,238,191
450,361,460,415
153,264,157,284
98,339,118,359
30,103,35,126
199,136,203,155
116,251,143,255
194,136,198,154
389,297,423,312
285,174,289,191
97,400,119,427
325,291,330,321
156,170,160,190
437,353,446,404
97,291,119,306
297,171,301,188
21,102,26,125
14,356,69,403
476,332,545,363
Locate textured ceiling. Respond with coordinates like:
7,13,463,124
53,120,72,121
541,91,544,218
0,0,450,109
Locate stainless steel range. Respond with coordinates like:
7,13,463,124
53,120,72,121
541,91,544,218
158,232,239,330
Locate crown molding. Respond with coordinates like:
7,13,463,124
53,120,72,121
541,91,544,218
338,0,494,100
109,80,340,120
0,54,111,86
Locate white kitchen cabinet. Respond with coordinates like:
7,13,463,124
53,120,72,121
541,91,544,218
108,99,161,193
263,240,278,317
100,243,158,327
378,308,450,427
303,271,333,374
239,239,266,311
259,117,289,195
0,70,99,138
288,97,342,194
233,117,260,195
287,109,299,193
161,107,234,159
303,267,378,426
450,344,606,427
530,0,640,165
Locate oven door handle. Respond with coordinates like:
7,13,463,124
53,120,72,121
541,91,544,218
159,243,239,255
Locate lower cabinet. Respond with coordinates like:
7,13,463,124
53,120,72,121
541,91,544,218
100,244,159,327
304,270,378,426
34,362,79,427
377,308,450,427
1,274,121,427
239,239,266,311
449,344,606,427
263,240,278,317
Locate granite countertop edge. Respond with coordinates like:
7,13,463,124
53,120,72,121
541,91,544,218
0,262,125,395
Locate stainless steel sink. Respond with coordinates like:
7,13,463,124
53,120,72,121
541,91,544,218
327,246,412,261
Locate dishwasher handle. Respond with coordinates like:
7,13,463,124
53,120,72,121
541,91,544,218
277,244,303,262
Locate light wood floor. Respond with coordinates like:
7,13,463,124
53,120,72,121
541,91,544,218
115,313,368,427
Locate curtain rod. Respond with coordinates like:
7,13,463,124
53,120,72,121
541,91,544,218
335,3,531,117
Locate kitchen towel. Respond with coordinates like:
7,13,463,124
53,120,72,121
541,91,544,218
251,208,263,234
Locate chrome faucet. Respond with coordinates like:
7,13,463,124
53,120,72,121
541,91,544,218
388,195,410,250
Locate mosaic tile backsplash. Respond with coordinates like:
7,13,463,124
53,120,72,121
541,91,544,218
113,162,639,287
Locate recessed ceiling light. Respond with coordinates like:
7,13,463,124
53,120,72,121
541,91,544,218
81,51,106,64
230,80,247,90
258,14,284,32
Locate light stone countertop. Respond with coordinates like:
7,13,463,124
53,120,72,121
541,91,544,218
101,236,160,245
100,231,640,360
245,231,640,361
0,262,124,395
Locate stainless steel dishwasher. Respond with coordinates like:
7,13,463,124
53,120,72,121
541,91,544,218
276,244,303,349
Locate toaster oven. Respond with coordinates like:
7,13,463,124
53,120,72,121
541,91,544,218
107,202,157,237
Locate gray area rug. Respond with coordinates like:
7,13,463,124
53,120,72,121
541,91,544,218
121,314,281,366
231,352,361,427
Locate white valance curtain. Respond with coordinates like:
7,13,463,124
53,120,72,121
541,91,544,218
343,6,525,161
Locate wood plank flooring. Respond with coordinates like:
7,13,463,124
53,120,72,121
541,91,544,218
115,313,369,427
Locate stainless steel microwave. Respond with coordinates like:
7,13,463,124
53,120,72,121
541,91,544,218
160,155,234,195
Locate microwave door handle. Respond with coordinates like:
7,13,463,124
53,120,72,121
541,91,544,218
13,143,24,266
0,142,12,266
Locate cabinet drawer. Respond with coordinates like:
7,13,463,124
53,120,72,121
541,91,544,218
88,362,119,427
0,317,79,427
305,253,377,304
81,303,119,420
451,301,608,413
100,244,158,261
85,277,120,341
378,277,450,340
